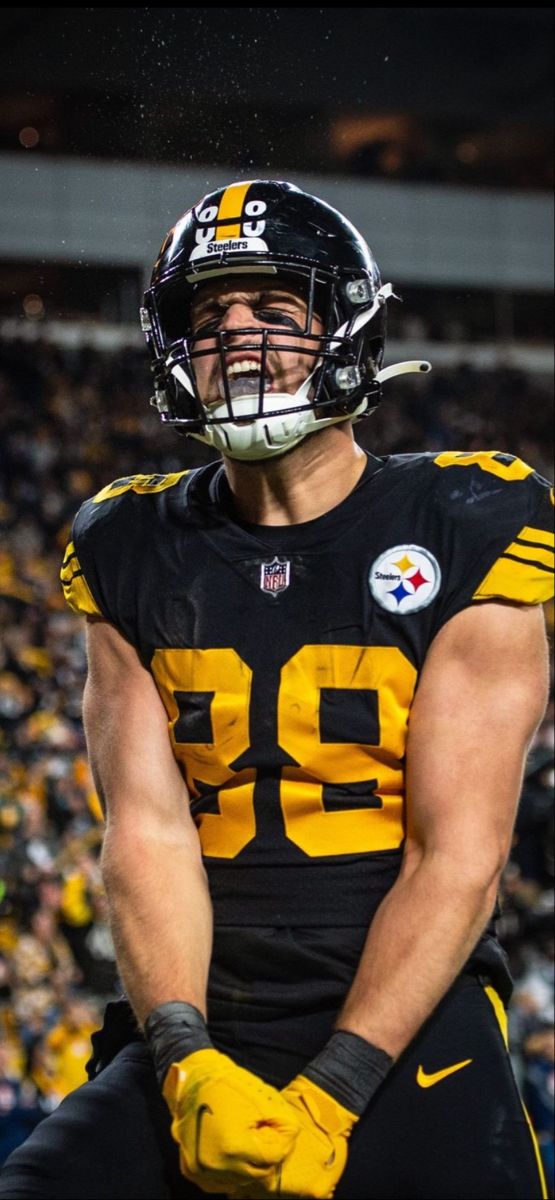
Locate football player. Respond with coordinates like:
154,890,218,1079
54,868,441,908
2,180,553,1199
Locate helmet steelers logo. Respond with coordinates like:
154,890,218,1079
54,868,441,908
369,545,441,614
190,182,269,263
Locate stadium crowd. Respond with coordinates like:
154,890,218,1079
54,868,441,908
0,335,553,1186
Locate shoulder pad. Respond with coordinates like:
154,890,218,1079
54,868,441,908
432,449,534,485
60,470,193,619
432,451,553,605
90,470,191,505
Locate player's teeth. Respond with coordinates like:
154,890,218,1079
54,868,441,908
228,360,261,376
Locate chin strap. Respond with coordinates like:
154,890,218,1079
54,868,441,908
375,359,432,384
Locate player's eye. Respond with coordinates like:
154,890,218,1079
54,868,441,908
256,308,304,332
192,306,232,337
193,316,221,336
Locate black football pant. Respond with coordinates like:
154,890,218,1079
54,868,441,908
0,928,546,1199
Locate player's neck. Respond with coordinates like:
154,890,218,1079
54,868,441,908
222,424,368,526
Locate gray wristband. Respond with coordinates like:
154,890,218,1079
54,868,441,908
303,1030,393,1116
144,1001,213,1087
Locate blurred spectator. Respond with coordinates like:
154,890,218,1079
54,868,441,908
0,1039,43,1166
9,908,80,1050
29,995,100,1109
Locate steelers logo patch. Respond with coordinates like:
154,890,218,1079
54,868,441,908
369,545,441,614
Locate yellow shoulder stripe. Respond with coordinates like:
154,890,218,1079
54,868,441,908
92,470,190,505
474,555,554,604
474,517,555,604
60,542,102,617
517,525,554,549
506,543,554,570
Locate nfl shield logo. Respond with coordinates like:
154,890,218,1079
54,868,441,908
260,557,291,594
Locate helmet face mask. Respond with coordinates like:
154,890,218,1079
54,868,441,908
141,180,389,461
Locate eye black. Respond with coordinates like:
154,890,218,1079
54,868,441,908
256,309,303,332
193,308,304,336
193,317,221,336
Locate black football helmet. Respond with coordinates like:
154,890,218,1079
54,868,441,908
141,179,429,460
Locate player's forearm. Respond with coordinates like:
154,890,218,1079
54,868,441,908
337,847,500,1059
101,818,213,1027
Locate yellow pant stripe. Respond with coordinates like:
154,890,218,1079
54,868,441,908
484,985,509,1047
521,1103,549,1200
484,985,548,1199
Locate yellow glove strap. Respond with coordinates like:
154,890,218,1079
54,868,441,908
283,1074,359,1137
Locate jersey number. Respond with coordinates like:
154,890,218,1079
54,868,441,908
151,645,416,859
434,451,533,481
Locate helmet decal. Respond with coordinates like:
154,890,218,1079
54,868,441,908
190,182,269,263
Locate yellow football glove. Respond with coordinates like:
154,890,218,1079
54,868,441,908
163,1047,300,1194
247,1073,358,1199
228,1031,393,1199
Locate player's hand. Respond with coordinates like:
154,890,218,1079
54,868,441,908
227,1074,358,1199
277,1074,357,1197
227,1029,394,1199
163,1047,300,1194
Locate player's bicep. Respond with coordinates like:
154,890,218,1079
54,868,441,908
404,602,549,877
83,617,192,830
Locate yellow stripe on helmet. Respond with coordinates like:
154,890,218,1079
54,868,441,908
216,181,251,240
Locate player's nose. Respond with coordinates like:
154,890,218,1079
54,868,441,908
219,302,261,331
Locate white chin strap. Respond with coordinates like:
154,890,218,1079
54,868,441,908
174,369,346,461
166,280,431,461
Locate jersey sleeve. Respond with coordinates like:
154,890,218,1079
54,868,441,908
472,478,554,604
430,451,554,633
60,470,190,629
60,537,105,618
60,492,127,627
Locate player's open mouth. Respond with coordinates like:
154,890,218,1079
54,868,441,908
221,358,274,400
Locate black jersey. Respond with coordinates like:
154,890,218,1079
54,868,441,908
61,450,554,937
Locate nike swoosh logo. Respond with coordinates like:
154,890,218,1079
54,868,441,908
416,1058,473,1088
195,1102,213,1169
